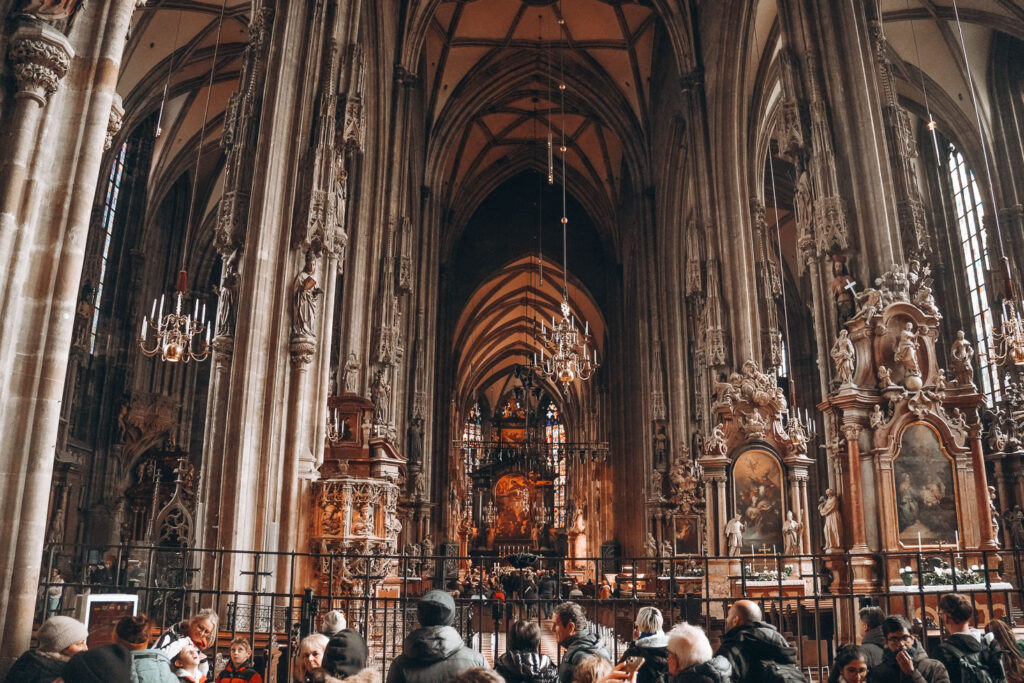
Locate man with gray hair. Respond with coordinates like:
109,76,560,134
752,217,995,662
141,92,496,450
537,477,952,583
666,623,731,683
714,600,804,682
620,607,669,683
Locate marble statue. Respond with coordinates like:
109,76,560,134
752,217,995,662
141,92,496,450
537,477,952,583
830,329,856,385
782,511,802,555
989,486,1001,548
645,533,658,558
292,250,322,338
818,489,842,551
343,351,359,394
894,322,921,377
725,514,745,557
951,330,975,386
705,424,727,456
869,405,885,429
877,365,893,388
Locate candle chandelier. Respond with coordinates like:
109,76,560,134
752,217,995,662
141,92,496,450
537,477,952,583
537,16,599,385
139,0,227,363
947,0,1024,366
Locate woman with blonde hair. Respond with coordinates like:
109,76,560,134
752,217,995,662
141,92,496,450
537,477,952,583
618,607,668,683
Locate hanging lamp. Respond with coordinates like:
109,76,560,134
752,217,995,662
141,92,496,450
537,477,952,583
139,1,228,363
537,14,598,384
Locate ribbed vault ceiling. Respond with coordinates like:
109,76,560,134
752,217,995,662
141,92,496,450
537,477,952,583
451,256,605,422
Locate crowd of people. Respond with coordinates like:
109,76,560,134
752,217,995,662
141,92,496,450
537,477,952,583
9,589,1024,683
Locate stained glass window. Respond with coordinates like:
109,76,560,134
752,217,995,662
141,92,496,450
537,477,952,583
91,141,128,354
946,143,999,404
462,402,482,519
545,401,566,527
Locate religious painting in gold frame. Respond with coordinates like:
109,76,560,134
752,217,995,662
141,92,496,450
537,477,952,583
893,422,959,547
673,515,701,555
731,449,784,551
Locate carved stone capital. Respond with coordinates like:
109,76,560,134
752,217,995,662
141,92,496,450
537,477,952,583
840,423,863,442
212,335,234,369
8,21,73,105
105,93,124,151
290,337,317,367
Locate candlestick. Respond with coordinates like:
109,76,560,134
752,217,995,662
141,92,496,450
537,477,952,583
918,532,922,552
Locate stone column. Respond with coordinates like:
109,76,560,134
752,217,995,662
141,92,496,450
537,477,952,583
716,477,728,555
0,22,71,302
198,336,233,592
971,426,998,550
841,423,868,552
0,1,137,671
275,335,316,592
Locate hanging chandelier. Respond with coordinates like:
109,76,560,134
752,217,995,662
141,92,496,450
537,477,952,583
947,0,1024,366
536,16,599,385
138,0,227,363
140,271,210,363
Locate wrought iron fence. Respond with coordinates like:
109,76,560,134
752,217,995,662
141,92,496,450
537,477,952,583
31,543,1024,682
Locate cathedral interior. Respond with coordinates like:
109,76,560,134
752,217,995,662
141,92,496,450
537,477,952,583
2,0,1024,677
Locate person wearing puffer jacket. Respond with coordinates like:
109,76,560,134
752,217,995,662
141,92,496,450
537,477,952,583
385,590,487,683
494,621,558,683
666,623,732,683
619,608,669,683
113,614,179,683
304,629,380,683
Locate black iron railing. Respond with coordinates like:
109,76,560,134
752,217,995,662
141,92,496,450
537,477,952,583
31,544,1024,682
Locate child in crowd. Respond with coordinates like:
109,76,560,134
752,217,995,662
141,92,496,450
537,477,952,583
169,637,208,683
217,636,263,683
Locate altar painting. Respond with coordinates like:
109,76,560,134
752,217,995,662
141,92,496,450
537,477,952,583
895,424,958,545
673,515,701,555
493,474,534,538
732,450,783,550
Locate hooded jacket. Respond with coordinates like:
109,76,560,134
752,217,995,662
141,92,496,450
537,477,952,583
216,659,264,683
130,648,182,683
495,651,559,683
557,628,611,683
620,633,669,683
5,649,66,683
714,621,798,683
384,625,487,683
932,633,1001,683
868,645,950,683
862,627,886,668
673,656,733,683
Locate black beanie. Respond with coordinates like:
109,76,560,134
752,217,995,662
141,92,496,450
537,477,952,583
417,589,456,627
323,628,369,678
62,643,132,683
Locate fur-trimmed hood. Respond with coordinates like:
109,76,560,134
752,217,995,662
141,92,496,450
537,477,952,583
308,666,382,683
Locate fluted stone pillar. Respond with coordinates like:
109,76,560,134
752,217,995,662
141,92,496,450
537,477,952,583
0,1,137,671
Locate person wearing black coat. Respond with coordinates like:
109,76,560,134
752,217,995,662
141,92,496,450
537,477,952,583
552,602,611,683
619,607,669,683
6,616,89,683
495,621,558,683
714,601,802,683
858,607,886,668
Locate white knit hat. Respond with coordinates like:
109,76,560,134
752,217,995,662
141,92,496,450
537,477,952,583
321,609,347,636
36,616,89,653
163,636,197,663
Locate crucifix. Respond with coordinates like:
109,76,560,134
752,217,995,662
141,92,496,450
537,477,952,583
239,553,273,595
843,279,859,297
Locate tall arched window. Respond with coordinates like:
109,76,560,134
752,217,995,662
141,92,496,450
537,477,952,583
91,141,129,354
946,143,1000,404
545,401,566,527
462,402,482,518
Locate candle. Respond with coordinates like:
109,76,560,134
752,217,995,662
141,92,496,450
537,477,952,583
193,298,199,319
918,532,922,552
150,298,156,320
157,294,164,323
955,530,959,549
200,303,206,323
140,317,147,340
584,320,589,335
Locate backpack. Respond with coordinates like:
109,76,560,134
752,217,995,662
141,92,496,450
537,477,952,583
756,660,808,683
943,641,1004,683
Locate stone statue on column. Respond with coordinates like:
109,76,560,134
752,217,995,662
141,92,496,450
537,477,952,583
653,424,669,470
951,331,975,386
830,330,856,386
343,351,359,394
215,249,240,337
894,323,921,380
292,250,322,338
782,511,803,555
818,489,842,551
725,514,745,556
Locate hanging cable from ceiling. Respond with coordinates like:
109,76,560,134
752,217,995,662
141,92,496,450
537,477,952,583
155,7,185,138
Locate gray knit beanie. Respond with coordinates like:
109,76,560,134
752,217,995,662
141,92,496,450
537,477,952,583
37,616,89,653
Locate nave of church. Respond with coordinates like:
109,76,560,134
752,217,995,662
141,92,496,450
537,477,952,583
1,0,1024,679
